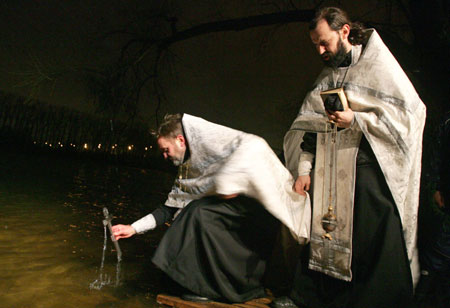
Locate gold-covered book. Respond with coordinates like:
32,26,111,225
320,87,349,112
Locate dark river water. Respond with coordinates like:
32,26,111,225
0,146,176,308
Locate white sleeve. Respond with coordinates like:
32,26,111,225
298,151,315,176
131,214,156,234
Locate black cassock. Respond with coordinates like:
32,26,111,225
152,195,278,303
290,158,414,308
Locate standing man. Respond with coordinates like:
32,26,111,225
112,113,311,303
278,7,426,308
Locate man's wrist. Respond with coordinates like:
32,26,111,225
131,214,156,234
298,152,314,176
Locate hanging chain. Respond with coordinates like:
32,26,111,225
177,162,189,191
321,123,338,240
319,57,351,240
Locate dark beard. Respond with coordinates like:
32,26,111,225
322,39,349,68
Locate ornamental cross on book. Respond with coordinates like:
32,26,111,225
320,87,349,112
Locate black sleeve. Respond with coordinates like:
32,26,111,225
152,205,178,226
301,132,317,154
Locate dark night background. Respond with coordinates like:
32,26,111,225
0,1,449,307
1,0,448,151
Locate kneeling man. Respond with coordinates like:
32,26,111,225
112,113,310,303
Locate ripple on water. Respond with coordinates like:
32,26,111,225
0,149,171,307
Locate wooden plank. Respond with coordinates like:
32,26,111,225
233,304,258,308
157,294,209,308
208,302,237,308
248,298,272,304
242,301,270,308
156,294,273,308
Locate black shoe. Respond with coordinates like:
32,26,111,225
270,296,299,308
181,293,212,302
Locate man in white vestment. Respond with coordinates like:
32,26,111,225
272,7,426,308
112,113,310,303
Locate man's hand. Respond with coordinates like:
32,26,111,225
112,224,136,240
327,108,354,128
433,190,445,208
294,175,311,196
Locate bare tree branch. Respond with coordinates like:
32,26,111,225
157,9,314,50
113,9,316,124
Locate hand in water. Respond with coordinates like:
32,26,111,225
111,224,136,240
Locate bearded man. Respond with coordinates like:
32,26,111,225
274,7,426,308
112,113,311,303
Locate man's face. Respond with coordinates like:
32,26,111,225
157,136,186,166
310,18,350,68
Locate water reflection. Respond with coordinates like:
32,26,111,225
0,147,173,307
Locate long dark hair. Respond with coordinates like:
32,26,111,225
309,7,367,45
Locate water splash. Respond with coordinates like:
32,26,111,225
89,208,122,290
89,223,112,290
